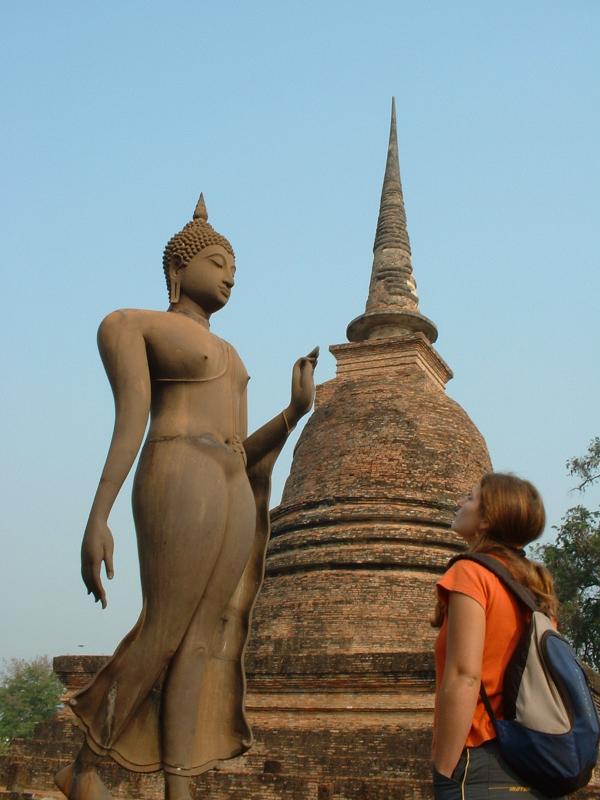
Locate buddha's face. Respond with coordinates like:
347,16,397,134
173,244,236,313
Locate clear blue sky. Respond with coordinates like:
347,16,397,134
1,1,598,660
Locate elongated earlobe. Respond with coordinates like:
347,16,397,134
168,254,183,304
169,276,181,304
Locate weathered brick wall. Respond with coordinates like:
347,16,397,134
247,335,491,687
2,660,438,799
3,654,599,798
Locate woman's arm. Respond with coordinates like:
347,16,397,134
243,348,318,469
80,310,151,608
432,591,486,777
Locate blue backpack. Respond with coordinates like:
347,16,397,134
448,553,599,797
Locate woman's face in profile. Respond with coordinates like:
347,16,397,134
452,482,486,544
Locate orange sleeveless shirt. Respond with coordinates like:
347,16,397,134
434,558,528,747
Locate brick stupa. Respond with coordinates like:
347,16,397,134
234,98,493,797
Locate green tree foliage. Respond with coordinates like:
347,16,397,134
534,438,600,670
567,436,600,492
0,656,63,754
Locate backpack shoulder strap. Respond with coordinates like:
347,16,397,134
447,553,538,612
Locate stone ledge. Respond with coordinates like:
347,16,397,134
330,334,452,389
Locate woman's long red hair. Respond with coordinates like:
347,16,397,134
432,473,558,627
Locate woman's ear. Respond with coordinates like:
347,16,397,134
478,517,491,535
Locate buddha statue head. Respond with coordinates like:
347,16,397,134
163,194,234,302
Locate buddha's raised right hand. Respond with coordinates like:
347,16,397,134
287,346,320,424
81,518,114,609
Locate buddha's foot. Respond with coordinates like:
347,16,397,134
165,772,193,800
55,762,113,800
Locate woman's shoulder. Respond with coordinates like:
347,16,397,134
437,556,504,609
441,554,502,580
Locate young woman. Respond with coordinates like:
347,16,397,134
432,473,560,799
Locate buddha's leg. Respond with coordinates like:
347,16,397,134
164,773,192,800
71,442,231,760
54,743,112,800
161,466,256,775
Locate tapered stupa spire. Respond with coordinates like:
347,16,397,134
347,99,437,343
373,97,411,254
